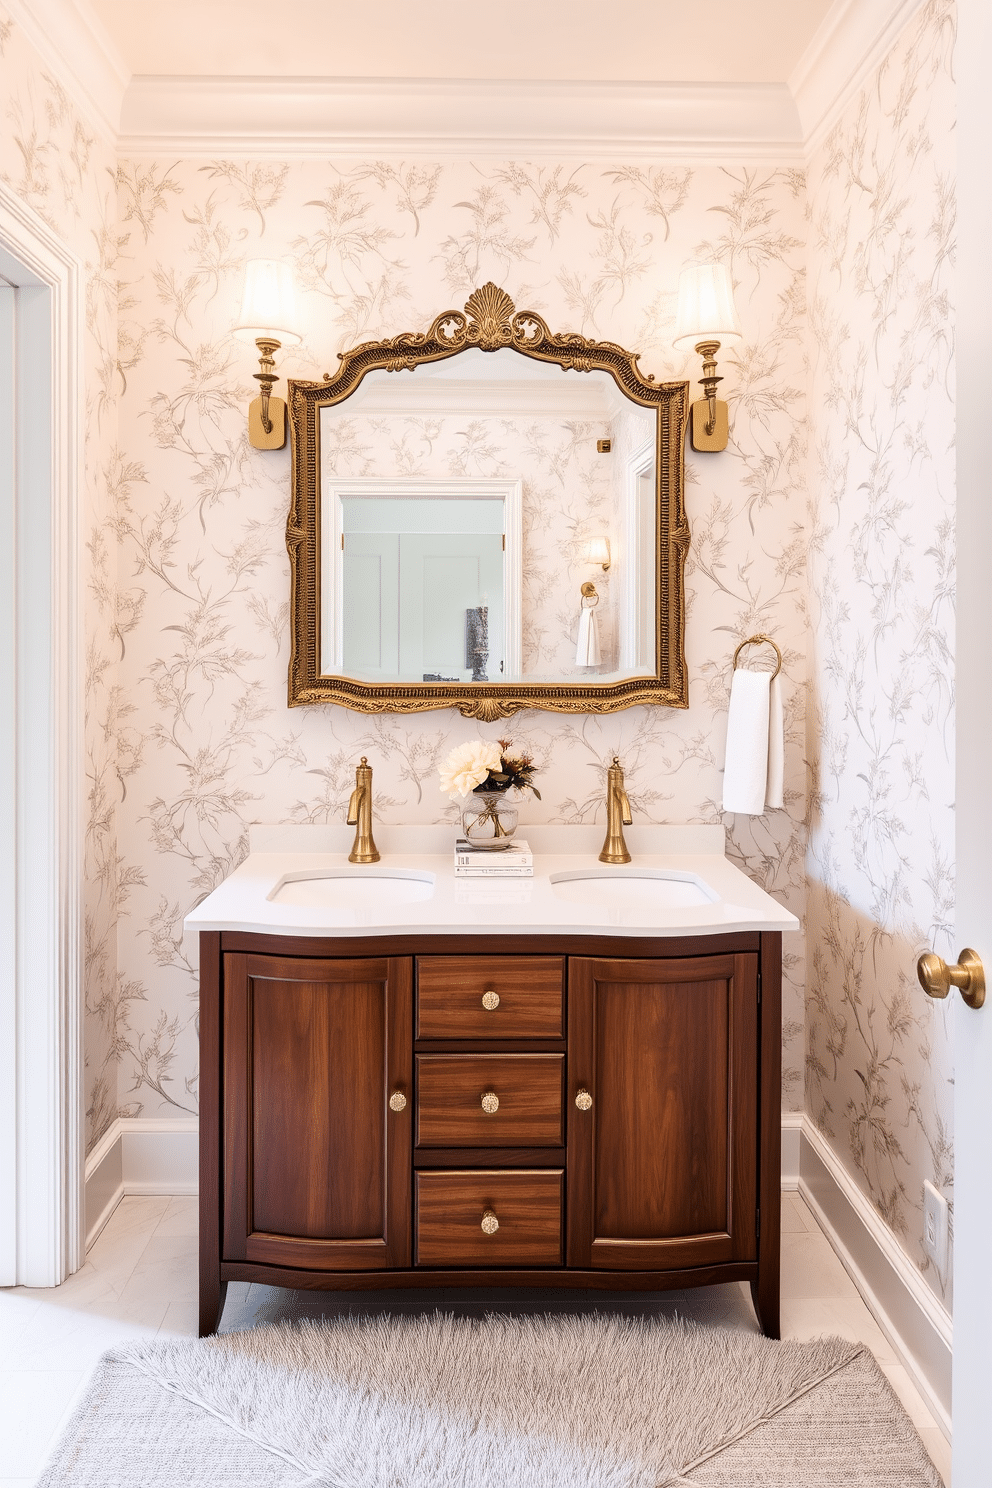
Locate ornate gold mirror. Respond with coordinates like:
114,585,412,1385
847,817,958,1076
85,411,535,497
287,284,688,721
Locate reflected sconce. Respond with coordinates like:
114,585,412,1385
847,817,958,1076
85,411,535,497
233,259,302,450
582,536,611,571
672,263,742,453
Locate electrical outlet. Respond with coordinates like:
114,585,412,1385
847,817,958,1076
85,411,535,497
923,1181,949,1274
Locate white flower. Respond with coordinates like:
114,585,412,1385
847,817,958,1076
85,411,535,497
439,739,502,799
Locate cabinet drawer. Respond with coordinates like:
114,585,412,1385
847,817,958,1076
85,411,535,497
416,1170,563,1267
416,1054,564,1147
416,955,564,1039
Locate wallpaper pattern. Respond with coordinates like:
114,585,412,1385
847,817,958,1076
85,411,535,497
110,159,808,1135
805,0,956,1301
0,11,121,1152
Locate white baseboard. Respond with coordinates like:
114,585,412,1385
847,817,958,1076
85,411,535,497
84,1117,198,1250
81,1109,952,1439
799,1118,952,1438
780,1111,803,1189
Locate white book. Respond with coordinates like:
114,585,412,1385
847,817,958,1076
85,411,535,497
454,864,535,877
455,837,533,867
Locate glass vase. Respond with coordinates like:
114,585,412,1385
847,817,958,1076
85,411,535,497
460,790,519,850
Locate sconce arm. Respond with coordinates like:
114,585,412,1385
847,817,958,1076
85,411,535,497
694,339,724,436
253,335,282,436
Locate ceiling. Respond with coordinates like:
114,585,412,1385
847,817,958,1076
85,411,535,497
87,0,834,83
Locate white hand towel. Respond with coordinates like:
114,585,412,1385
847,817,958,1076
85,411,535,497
575,604,601,667
765,673,784,809
722,667,771,815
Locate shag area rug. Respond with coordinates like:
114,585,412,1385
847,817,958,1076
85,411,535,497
38,1313,941,1487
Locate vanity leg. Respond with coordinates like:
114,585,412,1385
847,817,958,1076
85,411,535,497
751,1272,780,1340
199,1277,228,1338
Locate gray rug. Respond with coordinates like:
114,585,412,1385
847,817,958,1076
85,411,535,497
37,1312,941,1487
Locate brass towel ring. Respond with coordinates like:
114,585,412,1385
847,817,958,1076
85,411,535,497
580,581,600,608
732,633,782,681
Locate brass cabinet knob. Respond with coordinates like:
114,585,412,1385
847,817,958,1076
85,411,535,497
917,949,985,1010
575,1088,593,1111
388,1091,407,1112
481,990,500,1010
481,1209,499,1235
481,1091,500,1114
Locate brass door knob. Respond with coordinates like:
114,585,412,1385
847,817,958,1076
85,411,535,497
481,1091,499,1114
388,1091,407,1112
481,1209,499,1234
575,1088,593,1111
482,990,500,1010
917,949,985,1010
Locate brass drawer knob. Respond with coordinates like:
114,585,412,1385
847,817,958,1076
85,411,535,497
481,990,500,1010
388,1091,407,1112
918,949,985,1009
481,1091,500,1114
575,1088,593,1111
481,1209,499,1235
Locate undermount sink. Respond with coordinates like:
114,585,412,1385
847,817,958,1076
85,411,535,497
268,868,435,910
548,868,716,910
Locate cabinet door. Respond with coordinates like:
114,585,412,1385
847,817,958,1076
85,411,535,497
567,954,758,1271
223,953,412,1271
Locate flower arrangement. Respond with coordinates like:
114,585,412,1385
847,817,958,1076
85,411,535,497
438,739,541,800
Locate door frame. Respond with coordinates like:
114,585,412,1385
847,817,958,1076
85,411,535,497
0,182,84,1287
952,0,992,1475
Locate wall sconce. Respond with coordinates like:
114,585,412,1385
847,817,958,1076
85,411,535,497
581,536,611,570
672,263,741,453
233,259,301,450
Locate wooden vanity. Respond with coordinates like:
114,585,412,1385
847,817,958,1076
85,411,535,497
198,927,782,1338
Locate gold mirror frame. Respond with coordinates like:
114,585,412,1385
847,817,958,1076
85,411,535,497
287,284,689,721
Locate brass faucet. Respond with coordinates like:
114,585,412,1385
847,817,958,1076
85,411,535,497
599,756,632,864
346,756,380,863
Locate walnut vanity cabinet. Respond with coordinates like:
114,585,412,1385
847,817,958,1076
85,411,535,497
200,931,781,1340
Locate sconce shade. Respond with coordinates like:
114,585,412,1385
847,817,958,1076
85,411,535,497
582,536,612,569
672,263,742,349
233,259,302,345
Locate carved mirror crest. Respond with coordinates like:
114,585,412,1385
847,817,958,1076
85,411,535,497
287,283,688,721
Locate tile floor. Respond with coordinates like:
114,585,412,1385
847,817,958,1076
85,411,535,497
0,1191,951,1485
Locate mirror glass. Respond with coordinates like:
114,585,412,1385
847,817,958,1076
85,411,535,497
318,348,657,685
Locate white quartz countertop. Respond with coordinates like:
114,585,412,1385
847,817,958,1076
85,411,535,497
183,824,799,941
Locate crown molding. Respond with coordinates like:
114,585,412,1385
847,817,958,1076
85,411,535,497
4,0,130,145
118,75,803,160
790,0,930,156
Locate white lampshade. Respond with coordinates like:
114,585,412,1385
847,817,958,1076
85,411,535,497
582,536,611,568
232,259,302,345
672,263,742,349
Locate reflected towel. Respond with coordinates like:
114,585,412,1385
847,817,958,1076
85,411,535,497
575,605,601,666
722,667,784,815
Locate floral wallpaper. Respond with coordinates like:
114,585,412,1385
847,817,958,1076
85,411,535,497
805,0,956,1302
0,11,121,1152
109,159,809,1134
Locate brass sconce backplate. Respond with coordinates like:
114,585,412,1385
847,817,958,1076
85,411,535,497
249,395,287,450
689,398,729,452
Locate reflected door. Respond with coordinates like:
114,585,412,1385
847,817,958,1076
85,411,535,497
343,531,504,680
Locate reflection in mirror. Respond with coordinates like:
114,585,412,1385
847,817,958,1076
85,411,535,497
317,348,656,686
322,482,521,682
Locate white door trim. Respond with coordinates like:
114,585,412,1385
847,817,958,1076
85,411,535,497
0,181,84,1287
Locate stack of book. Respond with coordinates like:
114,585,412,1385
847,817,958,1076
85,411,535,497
453,839,534,877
